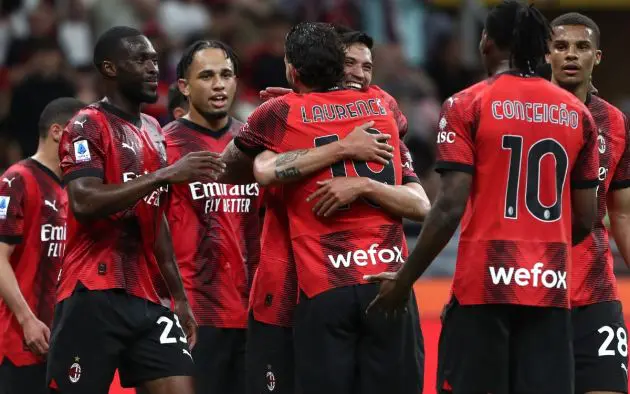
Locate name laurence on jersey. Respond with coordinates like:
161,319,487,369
436,73,599,309
572,94,630,306
57,101,169,304
164,117,261,328
0,159,66,366
235,86,408,298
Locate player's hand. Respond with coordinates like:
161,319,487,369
162,151,226,184
340,121,394,165
259,87,292,102
306,177,369,217
364,272,411,314
21,316,50,356
174,301,198,349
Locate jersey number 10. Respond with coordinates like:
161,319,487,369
502,136,569,222
314,129,395,209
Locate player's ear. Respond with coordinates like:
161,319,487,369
49,124,63,143
594,50,602,66
101,60,116,78
177,78,190,98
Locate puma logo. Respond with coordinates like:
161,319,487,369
2,177,15,187
622,363,628,378
44,199,58,212
122,142,136,154
182,349,193,360
74,119,87,128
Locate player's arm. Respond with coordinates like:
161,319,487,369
607,114,630,266
215,140,257,185
253,121,393,186
570,111,600,245
307,141,430,221
154,214,197,347
0,243,50,356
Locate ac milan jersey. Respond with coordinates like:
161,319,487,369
572,94,629,306
57,101,169,304
436,73,599,308
0,159,66,366
235,86,408,298
163,117,261,328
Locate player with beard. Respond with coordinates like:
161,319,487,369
367,2,599,393
549,13,630,394
162,40,261,394
0,97,84,394
46,27,224,394
220,22,425,394
251,27,428,394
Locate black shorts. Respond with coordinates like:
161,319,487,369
437,296,573,394
46,285,194,394
192,326,246,394
293,284,423,394
573,300,628,394
0,360,47,394
246,313,296,394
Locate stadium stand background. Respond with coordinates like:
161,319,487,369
1,0,630,392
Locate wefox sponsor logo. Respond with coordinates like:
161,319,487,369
488,262,567,289
328,243,403,268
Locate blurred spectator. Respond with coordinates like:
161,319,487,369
158,0,211,45
57,0,93,68
8,39,76,157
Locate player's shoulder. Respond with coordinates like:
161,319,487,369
0,160,32,188
589,95,626,123
162,119,182,136
140,112,161,130
68,103,104,126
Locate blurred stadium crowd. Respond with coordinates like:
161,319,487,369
0,0,626,276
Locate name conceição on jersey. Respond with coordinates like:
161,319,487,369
491,100,580,129
189,181,260,214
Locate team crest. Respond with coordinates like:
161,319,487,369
598,133,606,154
266,365,276,392
74,140,91,163
0,196,10,219
68,356,82,383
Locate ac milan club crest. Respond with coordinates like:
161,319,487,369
69,356,82,383
266,365,276,392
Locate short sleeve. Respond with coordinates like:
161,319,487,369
380,90,408,137
233,98,290,157
399,141,420,184
571,110,600,189
0,171,26,244
434,96,476,174
59,110,107,184
611,114,630,190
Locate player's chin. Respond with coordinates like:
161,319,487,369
140,91,159,104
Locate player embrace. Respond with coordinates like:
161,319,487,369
367,1,599,393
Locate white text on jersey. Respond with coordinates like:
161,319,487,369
488,262,567,289
328,243,403,269
491,100,579,129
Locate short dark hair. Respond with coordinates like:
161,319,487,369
485,1,552,74
340,31,374,50
93,26,143,73
168,83,188,115
285,22,345,90
551,12,600,48
38,97,85,138
176,40,240,79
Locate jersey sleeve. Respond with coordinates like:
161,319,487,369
434,96,477,174
0,171,26,244
233,98,290,157
611,114,630,190
380,90,408,137
571,109,600,189
59,111,107,183
399,140,420,184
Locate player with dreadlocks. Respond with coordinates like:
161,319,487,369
366,2,599,393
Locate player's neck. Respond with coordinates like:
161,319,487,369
103,92,141,118
490,60,511,76
32,143,61,178
186,111,229,132
552,77,589,104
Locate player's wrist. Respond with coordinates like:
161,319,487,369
16,310,36,327
153,167,172,186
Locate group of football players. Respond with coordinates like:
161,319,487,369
0,1,628,394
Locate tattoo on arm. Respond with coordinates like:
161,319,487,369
275,167,301,179
275,150,308,166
